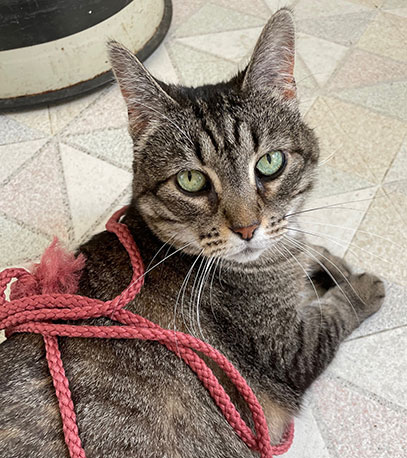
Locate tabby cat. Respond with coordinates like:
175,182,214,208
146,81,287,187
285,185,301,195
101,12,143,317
0,9,384,458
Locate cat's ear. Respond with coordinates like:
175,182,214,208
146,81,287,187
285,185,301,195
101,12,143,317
242,8,296,99
108,41,178,133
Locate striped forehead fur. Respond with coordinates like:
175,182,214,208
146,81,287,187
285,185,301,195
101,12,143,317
109,8,319,261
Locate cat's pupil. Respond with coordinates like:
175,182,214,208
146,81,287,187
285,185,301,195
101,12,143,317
267,154,272,164
188,171,192,181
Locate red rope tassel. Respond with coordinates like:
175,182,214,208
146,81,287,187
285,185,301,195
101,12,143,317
0,207,294,458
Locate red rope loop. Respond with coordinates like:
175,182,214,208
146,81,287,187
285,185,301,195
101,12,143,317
0,206,294,458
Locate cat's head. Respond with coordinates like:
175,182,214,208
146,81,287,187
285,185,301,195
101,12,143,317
109,8,319,263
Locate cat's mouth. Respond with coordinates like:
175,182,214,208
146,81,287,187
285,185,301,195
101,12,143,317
227,245,265,263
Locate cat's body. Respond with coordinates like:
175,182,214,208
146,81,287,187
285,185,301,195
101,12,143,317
0,9,384,458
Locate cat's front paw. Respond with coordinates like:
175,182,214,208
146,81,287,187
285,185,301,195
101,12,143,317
346,272,385,321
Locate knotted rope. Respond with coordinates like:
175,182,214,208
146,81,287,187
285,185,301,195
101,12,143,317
0,207,294,458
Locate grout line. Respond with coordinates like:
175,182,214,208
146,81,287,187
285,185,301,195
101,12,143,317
55,141,75,244
0,137,53,189
323,372,407,413
169,39,242,65
342,186,379,259
346,323,407,342
59,137,132,173
327,91,407,124
381,130,407,184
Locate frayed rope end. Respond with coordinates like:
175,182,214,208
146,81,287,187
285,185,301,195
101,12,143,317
10,237,86,299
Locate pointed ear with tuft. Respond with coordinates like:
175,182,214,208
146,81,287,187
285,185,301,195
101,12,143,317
242,8,296,99
108,41,178,133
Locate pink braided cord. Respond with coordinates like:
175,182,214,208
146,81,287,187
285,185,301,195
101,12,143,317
0,207,294,458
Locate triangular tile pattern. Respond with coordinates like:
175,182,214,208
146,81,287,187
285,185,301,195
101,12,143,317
48,89,102,134
0,141,72,240
0,115,45,145
328,328,407,409
62,128,133,172
344,188,407,286
384,179,407,198
384,140,407,183
6,106,52,136
0,214,51,268
64,85,128,135
217,0,271,19
334,81,407,121
383,0,407,8
295,0,370,20
385,8,407,18
383,0,407,20
328,49,407,90
382,180,407,225
297,11,374,46
311,376,407,458
296,34,348,87
174,3,265,37
86,184,133,241
313,163,374,198
306,97,407,184
144,43,179,84
264,0,295,14
357,11,407,62
170,0,207,32
168,42,238,86
59,142,132,241
284,402,330,458
0,138,48,184
298,186,377,258
295,55,319,116
176,27,262,63
348,280,407,338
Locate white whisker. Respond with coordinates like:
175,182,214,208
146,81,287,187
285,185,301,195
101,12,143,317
278,241,323,328
284,236,360,326
292,218,406,249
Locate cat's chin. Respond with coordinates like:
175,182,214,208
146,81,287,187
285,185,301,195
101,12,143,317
226,246,265,264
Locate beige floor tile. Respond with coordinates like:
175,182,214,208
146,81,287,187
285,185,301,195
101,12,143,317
217,0,272,20
63,85,128,135
0,138,48,184
174,3,265,38
297,33,348,87
308,96,407,184
292,187,378,258
357,11,407,62
59,142,132,241
344,188,407,286
295,0,370,20
175,27,262,64
167,42,238,86
144,42,179,84
6,106,52,135
328,49,407,90
48,89,102,134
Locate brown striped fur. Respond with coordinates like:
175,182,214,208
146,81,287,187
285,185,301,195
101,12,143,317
0,9,384,457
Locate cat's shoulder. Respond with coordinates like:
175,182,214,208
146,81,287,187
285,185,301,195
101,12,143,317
77,229,133,300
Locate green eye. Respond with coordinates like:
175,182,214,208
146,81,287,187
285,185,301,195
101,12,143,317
256,151,285,177
177,170,207,193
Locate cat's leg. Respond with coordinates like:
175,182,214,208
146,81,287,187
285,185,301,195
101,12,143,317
305,244,353,289
290,271,385,391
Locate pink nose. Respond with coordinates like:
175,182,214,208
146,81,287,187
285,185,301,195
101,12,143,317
231,223,259,241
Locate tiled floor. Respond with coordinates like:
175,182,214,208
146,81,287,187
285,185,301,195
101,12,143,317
1,0,406,457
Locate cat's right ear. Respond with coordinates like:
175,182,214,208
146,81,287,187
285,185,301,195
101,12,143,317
108,41,178,133
242,8,296,99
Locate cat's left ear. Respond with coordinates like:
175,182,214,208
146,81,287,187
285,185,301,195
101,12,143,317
108,41,178,133
242,8,296,99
